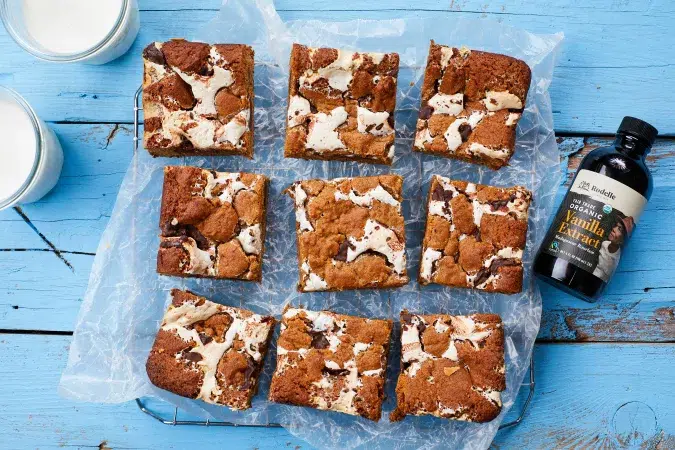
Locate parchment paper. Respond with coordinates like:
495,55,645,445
59,1,563,448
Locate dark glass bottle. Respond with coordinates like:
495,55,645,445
533,117,657,302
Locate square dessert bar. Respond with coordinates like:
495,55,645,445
269,308,393,421
419,175,532,294
157,166,267,281
284,43,400,165
390,311,505,423
414,41,531,169
146,289,275,410
286,175,409,292
142,39,254,157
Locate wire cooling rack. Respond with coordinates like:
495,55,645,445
131,86,537,430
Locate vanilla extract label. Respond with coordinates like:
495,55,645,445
541,170,647,282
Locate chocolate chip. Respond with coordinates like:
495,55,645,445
309,330,330,349
335,240,352,262
143,43,166,65
180,350,203,363
162,223,211,251
431,184,453,202
375,123,384,131
490,199,509,210
366,124,375,133
458,123,472,142
198,333,213,345
240,355,257,390
322,366,349,376
159,236,189,249
474,268,491,287
490,258,520,274
400,311,412,325
417,320,427,336
419,105,433,120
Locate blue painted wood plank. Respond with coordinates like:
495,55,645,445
2,333,673,449
0,2,674,133
1,133,673,339
0,124,131,254
0,252,92,331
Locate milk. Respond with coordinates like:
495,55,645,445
17,0,139,64
0,88,63,209
0,97,36,203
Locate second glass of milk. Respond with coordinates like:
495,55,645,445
0,0,140,64
0,86,64,211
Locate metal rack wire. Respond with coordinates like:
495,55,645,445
132,86,536,430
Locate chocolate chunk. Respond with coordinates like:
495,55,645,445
334,240,352,262
143,43,166,66
419,105,433,120
431,184,453,202
417,320,427,336
159,236,190,249
490,258,520,274
240,355,257,390
180,350,203,363
458,123,472,142
474,267,491,287
322,366,350,376
309,330,330,349
400,311,412,325
198,332,213,345
162,223,211,251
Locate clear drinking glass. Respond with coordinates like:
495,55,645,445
0,86,64,210
0,0,140,64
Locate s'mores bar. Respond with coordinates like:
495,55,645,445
157,166,267,281
419,175,532,294
390,311,505,423
146,289,275,410
286,175,409,292
269,308,393,421
142,40,254,157
414,41,531,169
284,44,400,165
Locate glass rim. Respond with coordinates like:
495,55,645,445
0,85,42,210
0,0,130,63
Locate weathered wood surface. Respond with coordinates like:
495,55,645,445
2,334,674,449
1,1,675,449
0,0,673,134
1,127,672,341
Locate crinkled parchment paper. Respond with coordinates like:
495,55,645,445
59,1,563,448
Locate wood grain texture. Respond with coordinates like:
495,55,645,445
2,333,673,449
1,129,672,340
0,1,673,133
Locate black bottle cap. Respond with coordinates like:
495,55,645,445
618,116,658,146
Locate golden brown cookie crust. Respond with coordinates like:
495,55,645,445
390,310,505,423
142,40,254,157
414,41,531,169
145,289,276,410
268,307,393,421
284,43,399,165
286,175,409,292
419,175,532,294
157,166,267,281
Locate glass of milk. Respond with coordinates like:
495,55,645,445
0,0,139,64
0,86,64,210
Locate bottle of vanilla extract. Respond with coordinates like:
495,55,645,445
533,117,657,302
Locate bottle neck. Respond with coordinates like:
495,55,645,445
614,133,651,158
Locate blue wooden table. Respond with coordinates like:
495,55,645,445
1,1,674,448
